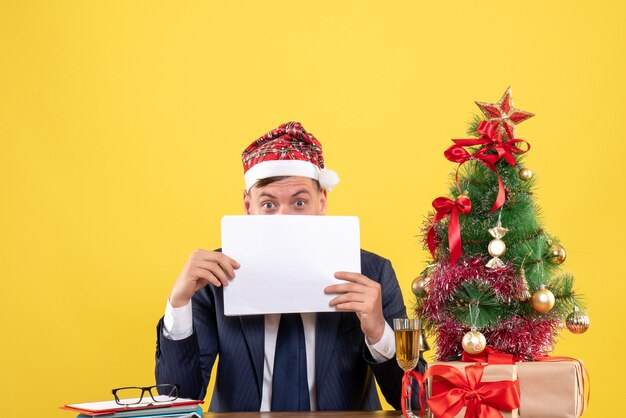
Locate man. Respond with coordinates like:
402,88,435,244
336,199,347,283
155,121,425,412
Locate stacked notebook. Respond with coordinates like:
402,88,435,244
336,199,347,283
61,398,204,417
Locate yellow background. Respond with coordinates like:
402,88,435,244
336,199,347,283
1,1,624,417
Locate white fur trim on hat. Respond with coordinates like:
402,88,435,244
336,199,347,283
244,160,340,191
318,168,340,191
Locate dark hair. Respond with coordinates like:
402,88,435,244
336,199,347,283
253,176,321,191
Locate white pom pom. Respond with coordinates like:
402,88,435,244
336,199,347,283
318,168,340,191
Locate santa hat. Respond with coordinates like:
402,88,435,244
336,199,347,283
241,121,340,192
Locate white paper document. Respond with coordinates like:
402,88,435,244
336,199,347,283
222,215,361,316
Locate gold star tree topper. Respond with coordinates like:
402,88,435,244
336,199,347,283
475,87,535,140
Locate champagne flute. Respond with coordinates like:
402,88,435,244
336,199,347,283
393,318,420,418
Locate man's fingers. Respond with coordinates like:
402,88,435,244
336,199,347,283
194,261,232,285
195,265,231,287
215,257,239,279
334,272,375,286
193,276,211,291
326,273,380,295
190,250,240,274
325,282,366,295
192,268,224,288
331,301,363,312
189,249,239,268
329,293,364,305
189,248,215,261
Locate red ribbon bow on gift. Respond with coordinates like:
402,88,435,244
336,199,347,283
427,195,472,266
444,121,530,213
401,370,425,418
462,346,520,365
419,363,520,418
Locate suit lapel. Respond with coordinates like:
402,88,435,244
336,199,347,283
315,312,342,396
239,315,265,398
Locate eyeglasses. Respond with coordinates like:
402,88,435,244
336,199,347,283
112,384,180,406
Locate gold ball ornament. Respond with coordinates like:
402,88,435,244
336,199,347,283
411,275,430,298
566,307,590,334
461,329,486,355
531,285,555,313
547,243,567,264
519,167,533,181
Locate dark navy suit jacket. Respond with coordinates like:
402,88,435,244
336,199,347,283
155,249,426,411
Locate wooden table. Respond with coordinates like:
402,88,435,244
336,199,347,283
203,412,402,417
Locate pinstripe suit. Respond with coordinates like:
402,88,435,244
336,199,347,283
155,249,426,411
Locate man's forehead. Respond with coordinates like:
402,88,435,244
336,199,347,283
252,177,318,194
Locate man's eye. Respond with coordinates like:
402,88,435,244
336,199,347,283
295,200,306,207
262,202,275,209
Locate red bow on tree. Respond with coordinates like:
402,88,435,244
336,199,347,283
427,195,472,266
444,121,530,213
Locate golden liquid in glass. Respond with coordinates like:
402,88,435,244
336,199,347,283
395,329,420,371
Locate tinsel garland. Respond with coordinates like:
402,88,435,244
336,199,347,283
417,255,561,360
431,315,560,361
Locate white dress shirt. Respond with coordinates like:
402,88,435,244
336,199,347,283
163,300,396,411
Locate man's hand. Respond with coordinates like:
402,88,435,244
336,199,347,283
169,249,240,308
325,272,386,344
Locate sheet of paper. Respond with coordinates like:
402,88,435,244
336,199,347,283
222,215,361,316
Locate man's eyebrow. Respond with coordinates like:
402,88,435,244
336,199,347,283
258,192,277,199
291,189,311,197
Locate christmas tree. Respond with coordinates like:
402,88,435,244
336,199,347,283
415,87,590,361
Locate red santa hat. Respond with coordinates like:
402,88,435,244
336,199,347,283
241,121,340,192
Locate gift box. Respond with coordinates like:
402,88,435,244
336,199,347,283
427,361,520,418
516,359,587,418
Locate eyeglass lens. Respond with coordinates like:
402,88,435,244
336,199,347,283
114,384,178,405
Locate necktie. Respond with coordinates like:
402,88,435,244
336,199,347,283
271,313,311,411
